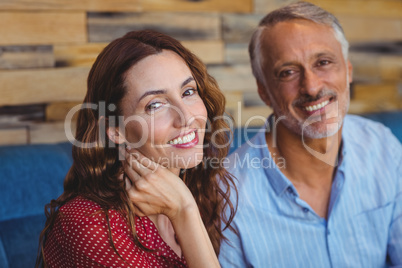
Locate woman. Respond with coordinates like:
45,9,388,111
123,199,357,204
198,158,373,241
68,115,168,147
36,30,236,268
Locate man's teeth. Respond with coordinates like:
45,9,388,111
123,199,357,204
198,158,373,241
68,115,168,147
304,100,330,112
168,131,196,145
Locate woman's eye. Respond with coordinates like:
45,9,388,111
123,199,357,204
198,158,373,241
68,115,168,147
183,88,197,97
146,102,163,111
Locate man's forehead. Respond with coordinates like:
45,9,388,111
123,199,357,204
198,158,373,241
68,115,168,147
260,20,339,56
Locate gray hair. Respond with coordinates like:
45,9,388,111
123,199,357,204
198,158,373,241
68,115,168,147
249,1,349,85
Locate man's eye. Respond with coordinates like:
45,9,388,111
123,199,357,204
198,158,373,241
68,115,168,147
317,60,330,66
279,70,294,78
146,102,163,111
183,88,197,97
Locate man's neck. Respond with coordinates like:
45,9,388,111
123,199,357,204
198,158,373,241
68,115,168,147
267,122,342,186
266,122,342,218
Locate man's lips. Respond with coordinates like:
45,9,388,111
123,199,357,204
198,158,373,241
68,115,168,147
300,97,334,113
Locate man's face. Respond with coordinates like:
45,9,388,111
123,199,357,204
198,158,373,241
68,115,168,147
258,19,353,139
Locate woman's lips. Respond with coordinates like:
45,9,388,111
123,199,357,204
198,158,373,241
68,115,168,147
167,130,199,148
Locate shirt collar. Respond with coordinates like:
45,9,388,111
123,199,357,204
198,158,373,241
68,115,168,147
261,114,347,196
255,115,294,196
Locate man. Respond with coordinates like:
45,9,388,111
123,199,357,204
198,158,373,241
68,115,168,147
219,2,401,267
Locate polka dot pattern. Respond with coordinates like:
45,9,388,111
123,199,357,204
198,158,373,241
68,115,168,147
43,196,188,268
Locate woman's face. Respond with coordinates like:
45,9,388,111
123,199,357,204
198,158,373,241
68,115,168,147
120,50,208,173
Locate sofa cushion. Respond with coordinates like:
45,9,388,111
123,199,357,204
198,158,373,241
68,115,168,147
0,214,46,268
0,143,72,221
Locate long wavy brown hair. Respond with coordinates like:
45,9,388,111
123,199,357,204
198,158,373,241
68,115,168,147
36,30,237,267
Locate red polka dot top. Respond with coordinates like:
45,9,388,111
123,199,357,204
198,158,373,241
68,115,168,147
43,196,188,268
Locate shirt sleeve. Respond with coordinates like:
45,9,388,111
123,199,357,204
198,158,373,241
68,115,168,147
219,221,249,268
387,148,402,266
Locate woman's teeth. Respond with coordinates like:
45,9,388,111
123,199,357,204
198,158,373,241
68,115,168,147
168,131,196,145
304,100,330,112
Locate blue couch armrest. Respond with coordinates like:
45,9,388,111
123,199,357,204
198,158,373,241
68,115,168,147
0,142,72,268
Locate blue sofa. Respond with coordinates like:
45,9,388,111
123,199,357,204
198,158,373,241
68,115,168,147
0,112,401,268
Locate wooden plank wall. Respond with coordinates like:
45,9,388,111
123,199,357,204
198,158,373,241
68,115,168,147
0,0,401,145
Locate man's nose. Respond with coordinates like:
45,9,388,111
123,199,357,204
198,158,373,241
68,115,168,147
300,69,323,97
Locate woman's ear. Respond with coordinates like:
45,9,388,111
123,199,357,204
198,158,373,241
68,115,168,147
100,116,127,145
106,127,126,145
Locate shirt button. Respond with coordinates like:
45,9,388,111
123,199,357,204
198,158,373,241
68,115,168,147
327,229,331,235
302,208,309,213
287,187,294,194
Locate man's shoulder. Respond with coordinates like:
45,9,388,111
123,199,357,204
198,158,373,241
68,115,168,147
343,114,401,164
344,115,400,144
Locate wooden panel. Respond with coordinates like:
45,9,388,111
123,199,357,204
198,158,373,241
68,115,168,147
30,122,76,144
222,14,263,43
0,0,252,13
54,41,223,67
0,67,89,106
142,0,252,13
349,52,381,83
350,53,402,83
88,12,220,42
225,43,250,64
208,64,256,92
349,83,402,113
46,102,81,122
0,45,54,69
0,105,45,127
182,41,224,65
339,16,402,43
0,127,28,145
54,43,106,67
379,56,402,81
224,92,243,111
0,12,86,45
0,0,142,12
254,0,402,18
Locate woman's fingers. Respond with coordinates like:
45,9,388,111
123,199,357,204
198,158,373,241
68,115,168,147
123,160,141,182
125,149,158,176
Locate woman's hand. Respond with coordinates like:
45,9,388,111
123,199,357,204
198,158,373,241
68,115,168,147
121,147,220,268
121,147,197,221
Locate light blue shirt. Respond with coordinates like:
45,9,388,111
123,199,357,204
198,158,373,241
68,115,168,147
219,115,402,268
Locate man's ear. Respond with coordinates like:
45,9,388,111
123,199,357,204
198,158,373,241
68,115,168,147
257,81,272,107
100,116,127,145
347,59,353,84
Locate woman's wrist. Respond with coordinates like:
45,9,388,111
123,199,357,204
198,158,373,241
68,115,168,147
169,197,199,225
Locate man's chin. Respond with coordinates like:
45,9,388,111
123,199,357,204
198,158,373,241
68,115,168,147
301,123,342,140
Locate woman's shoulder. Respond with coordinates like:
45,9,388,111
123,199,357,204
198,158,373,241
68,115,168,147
59,196,103,221
58,196,127,229
60,195,101,213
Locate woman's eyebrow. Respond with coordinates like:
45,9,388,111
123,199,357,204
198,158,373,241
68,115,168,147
181,76,194,87
138,89,167,102
138,77,195,102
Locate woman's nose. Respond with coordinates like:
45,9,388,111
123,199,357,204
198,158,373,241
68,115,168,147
172,102,194,128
